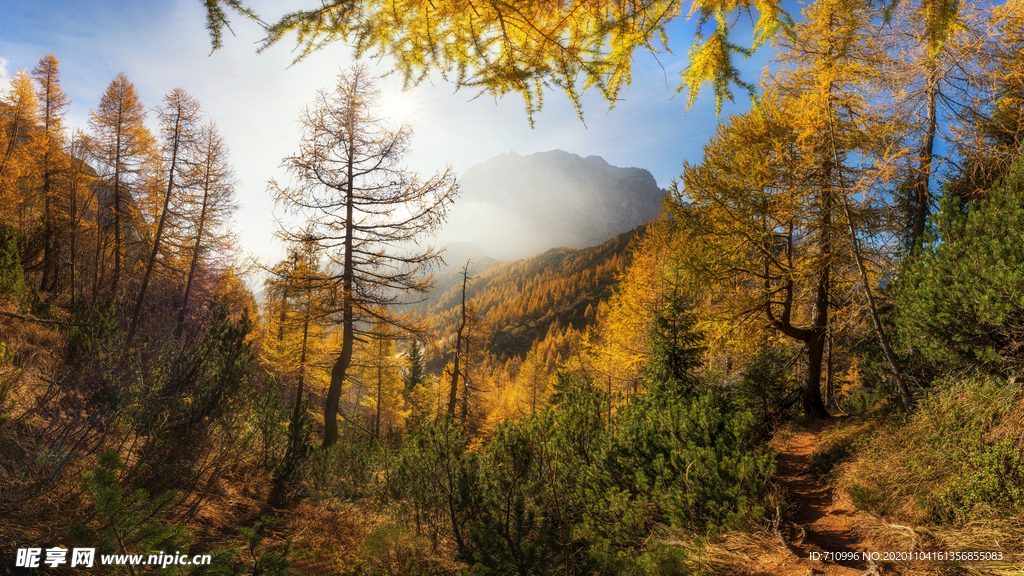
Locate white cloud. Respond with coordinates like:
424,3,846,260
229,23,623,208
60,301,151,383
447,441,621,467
0,57,9,92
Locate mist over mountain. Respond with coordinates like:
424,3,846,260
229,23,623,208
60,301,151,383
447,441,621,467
439,150,665,260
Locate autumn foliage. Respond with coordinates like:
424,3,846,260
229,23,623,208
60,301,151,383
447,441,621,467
3,0,1024,569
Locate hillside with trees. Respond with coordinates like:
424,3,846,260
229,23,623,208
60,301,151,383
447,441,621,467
2,0,1024,572
416,227,641,357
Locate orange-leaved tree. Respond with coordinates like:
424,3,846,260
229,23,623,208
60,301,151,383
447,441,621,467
31,55,71,293
0,70,41,234
678,0,910,415
271,65,457,447
85,72,155,305
200,0,970,121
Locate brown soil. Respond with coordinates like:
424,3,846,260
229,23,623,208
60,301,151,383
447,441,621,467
746,418,873,576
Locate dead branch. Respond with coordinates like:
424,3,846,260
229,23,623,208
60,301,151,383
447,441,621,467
0,310,89,327
773,505,799,558
859,554,883,576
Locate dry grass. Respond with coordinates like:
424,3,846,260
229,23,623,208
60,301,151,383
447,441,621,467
828,377,1023,522
811,416,881,479
0,304,63,388
813,376,1024,576
282,498,469,575
769,420,801,453
698,529,785,575
849,512,1024,576
286,500,373,574
0,310,74,556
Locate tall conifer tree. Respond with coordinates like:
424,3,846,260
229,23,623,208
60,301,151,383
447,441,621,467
86,73,153,303
271,65,457,446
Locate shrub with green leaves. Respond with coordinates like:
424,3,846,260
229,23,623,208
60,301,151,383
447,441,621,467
392,417,480,560
383,294,774,575
239,516,292,576
253,377,288,471
189,516,293,576
896,154,1024,373
734,341,800,433
122,298,257,480
69,449,191,561
610,294,772,535
298,435,390,503
470,413,563,576
0,226,25,302
359,523,439,576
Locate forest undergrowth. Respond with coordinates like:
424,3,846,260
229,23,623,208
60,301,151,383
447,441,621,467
4,154,1024,576
4,4,1024,570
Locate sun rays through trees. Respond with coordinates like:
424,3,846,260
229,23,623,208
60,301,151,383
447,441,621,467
269,65,458,447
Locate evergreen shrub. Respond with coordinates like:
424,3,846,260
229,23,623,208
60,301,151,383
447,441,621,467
897,154,1024,374
0,227,25,301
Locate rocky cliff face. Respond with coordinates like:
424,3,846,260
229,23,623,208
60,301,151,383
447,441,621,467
440,150,664,259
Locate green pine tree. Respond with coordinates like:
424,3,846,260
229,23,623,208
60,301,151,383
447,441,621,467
404,340,426,393
69,449,191,562
641,290,705,402
896,153,1024,373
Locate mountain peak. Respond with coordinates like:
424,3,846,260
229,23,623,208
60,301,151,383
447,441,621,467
441,151,664,259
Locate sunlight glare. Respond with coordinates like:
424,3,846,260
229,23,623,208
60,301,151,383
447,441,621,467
381,89,418,124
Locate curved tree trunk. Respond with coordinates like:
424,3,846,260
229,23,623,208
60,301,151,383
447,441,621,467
175,156,212,340
127,111,182,345
323,138,356,448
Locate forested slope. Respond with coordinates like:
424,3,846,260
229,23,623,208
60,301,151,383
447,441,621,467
415,226,642,360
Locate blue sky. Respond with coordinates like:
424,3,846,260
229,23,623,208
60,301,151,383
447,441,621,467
1,0,776,263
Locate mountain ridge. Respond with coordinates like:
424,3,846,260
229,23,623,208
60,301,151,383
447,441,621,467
440,149,664,259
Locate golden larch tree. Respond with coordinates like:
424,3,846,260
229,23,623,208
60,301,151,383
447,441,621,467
85,72,154,303
271,65,457,447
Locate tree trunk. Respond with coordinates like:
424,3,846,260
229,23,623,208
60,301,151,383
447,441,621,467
825,324,834,407
823,84,914,412
911,60,939,248
323,145,356,448
91,225,105,308
292,307,310,429
40,96,61,294
375,334,384,440
802,265,831,418
69,159,80,305
175,154,212,340
0,98,24,184
111,115,124,300
840,197,913,411
40,167,55,292
127,110,182,345
763,218,829,418
448,261,471,418
276,286,288,342
39,67,60,294
802,331,829,417
324,310,352,447
461,319,473,423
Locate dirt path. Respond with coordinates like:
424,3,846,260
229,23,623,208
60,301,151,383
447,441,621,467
748,419,873,576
